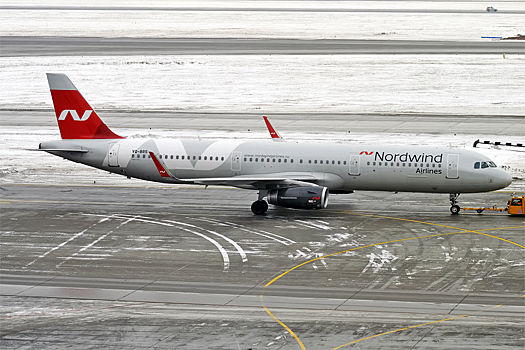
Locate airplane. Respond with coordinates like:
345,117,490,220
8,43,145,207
37,73,512,215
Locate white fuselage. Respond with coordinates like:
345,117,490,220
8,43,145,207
40,138,512,194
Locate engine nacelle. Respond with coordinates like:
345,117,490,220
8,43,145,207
267,186,328,209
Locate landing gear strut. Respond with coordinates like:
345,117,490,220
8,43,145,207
449,193,461,215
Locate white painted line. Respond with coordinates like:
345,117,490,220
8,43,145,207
24,215,113,268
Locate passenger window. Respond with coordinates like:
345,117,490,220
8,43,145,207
343,161,347,165
278,159,282,163
367,161,370,165
320,160,323,164
308,160,312,164
255,158,258,162
273,158,276,163
244,157,247,162
250,158,253,162
338,161,341,165
291,159,294,163
300,159,303,164
284,159,287,163
314,160,317,164
221,157,224,161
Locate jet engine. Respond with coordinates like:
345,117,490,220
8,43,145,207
267,186,328,209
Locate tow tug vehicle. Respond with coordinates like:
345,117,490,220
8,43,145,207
462,195,525,215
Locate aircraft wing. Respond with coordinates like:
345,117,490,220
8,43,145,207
149,152,322,190
187,173,319,190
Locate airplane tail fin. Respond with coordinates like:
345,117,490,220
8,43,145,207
47,73,124,139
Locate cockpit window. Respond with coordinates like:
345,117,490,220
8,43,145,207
474,161,498,169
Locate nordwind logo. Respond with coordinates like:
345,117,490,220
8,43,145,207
359,151,374,155
58,110,93,121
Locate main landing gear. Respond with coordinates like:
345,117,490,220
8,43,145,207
251,190,269,215
251,200,268,215
449,193,461,214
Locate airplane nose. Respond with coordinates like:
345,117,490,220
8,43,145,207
496,169,512,189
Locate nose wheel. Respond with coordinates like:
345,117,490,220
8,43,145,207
251,200,268,215
449,193,461,215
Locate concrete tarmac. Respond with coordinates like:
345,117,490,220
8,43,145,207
1,183,524,349
2,36,524,56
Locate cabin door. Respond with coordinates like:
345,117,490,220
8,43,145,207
108,143,120,167
231,152,242,172
446,154,459,179
349,155,361,176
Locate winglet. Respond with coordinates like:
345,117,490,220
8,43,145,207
149,152,179,179
263,116,285,142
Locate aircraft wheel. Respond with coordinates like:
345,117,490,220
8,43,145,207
450,205,461,215
476,209,483,214
251,200,268,215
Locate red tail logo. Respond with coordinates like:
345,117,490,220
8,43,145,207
47,73,124,140
58,110,93,121
359,151,374,155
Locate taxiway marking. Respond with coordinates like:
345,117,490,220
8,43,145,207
260,211,525,350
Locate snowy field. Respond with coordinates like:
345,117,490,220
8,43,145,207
1,1,524,41
0,0,523,190
1,55,524,115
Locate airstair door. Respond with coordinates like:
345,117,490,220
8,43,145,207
446,154,459,179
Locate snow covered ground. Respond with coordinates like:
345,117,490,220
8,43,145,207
1,1,524,41
1,55,524,115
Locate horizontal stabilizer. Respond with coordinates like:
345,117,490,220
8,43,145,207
30,148,89,153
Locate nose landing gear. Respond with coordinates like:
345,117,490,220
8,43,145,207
450,193,461,214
